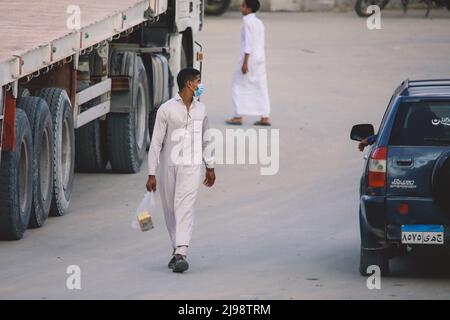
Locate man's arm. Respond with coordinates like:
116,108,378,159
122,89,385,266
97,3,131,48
358,134,377,152
242,53,250,74
202,112,215,187
146,108,167,191
367,135,377,145
242,21,252,74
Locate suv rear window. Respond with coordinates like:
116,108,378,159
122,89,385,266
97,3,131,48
389,100,450,146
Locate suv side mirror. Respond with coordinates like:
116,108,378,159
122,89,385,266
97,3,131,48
351,124,374,141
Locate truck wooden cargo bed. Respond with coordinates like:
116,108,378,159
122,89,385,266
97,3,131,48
0,0,162,87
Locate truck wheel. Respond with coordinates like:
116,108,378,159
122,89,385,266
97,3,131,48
39,88,75,216
75,119,108,173
108,55,150,173
181,31,194,70
205,0,232,15
17,97,53,228
75,80,108,173
180,42,188,70
148,109,157,142
359,248,390,276
354,0,389,17
0,109,33,240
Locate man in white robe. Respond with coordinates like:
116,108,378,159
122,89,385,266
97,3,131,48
146,68,216,273
226,0,271,126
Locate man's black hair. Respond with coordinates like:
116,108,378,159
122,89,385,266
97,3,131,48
177,68,201,90
245,0,260,12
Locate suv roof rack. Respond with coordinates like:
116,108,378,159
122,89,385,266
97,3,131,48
399,78,450,96
408,79,450,83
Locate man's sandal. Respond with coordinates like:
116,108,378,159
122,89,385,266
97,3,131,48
254,119,271,126
173,254,189,273
225,117,243,125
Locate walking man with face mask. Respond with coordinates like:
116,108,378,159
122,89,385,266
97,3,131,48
226,0,271,126
146,68,216,273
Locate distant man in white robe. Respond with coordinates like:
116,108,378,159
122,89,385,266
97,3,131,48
146,68,216,273
226,0,271,126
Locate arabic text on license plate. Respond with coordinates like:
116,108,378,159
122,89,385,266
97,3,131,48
401,225,444,245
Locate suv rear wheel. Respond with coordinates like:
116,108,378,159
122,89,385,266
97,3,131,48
359,247,390,276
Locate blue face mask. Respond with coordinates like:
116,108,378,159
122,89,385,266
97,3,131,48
194,83,204,97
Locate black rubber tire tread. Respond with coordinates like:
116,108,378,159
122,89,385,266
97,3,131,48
359,248,390,276
75,118,108,173
107,55,150,173
205,0,231,15
0,109,33,240
354,0,389,17
39,88,75,217
17,96,54,228
148,108,157,143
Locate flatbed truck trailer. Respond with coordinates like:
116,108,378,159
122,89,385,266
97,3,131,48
0,0,204,240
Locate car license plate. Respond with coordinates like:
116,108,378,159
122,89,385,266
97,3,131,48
401,225,444,245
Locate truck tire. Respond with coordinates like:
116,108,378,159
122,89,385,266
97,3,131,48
180,41,188,69
75,119,108,172
108,55,150,173
75,80,108,173
354,0,389,17
359,248,390,276
205,0,232,16
17,97,53,228
431,151,450,213
39,88,75,216
180,30,194,70
148,109,157,142
0,109,33,240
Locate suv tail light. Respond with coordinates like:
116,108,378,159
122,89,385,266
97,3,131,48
368,146,387,188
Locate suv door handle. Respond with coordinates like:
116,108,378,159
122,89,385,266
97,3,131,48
395,158,413,166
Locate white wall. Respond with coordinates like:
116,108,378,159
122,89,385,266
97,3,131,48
230,0,349,11
230,0,405,11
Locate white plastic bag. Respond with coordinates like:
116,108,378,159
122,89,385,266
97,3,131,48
131,191,156,231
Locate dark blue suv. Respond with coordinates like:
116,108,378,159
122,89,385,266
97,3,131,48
351,79,450,276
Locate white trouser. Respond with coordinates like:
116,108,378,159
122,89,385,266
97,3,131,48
234,112,270,118
158,165,202,256
234,113,270,118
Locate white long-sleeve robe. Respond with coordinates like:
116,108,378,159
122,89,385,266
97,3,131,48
232,13,271,117
147,94,214,254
